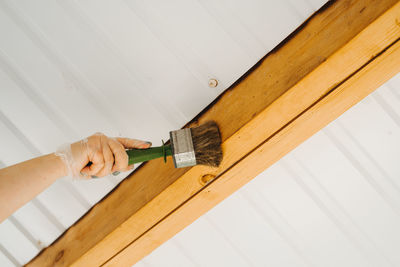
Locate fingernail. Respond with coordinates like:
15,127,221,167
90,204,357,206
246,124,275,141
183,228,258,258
91,175,98,179
145,141,152,146
112,171,120,176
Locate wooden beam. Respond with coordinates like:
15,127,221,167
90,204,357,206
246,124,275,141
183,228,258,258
28,1,400,266
104,38,400,267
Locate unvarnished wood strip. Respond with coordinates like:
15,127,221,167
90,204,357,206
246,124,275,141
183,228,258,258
28,1,400,266
104,35,400,267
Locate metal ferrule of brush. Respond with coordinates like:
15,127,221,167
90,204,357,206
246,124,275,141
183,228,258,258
169,128,196,168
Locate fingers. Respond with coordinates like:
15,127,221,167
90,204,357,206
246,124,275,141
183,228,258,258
79,134,107,178
80,148,104,176
116,137,151,149
95,135,114,177
77,134,151,179
112,138,152,173
120,164,135,172
108,138,129,173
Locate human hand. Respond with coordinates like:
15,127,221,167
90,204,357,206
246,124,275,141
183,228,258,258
55,133,151,179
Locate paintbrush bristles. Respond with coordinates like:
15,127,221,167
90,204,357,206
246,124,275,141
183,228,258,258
190,121,222,167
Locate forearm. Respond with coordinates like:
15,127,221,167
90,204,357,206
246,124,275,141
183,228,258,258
0,134,150,222
0,153,66,222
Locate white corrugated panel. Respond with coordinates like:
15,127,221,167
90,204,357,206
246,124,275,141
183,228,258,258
6,0,400,266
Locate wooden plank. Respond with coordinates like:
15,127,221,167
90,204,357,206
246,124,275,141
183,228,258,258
28,1,400,266
105,36,400,267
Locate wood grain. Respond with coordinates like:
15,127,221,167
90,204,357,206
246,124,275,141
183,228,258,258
105,36,400,267
28,1,400,266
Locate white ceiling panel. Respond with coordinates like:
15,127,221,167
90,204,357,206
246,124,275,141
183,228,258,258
9,0,400,266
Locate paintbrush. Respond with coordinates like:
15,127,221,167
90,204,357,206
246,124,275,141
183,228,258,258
126,121,222,168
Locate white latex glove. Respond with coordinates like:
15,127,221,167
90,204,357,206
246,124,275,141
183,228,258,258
55,133,151,179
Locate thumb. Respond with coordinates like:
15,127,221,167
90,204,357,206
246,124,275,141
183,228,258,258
115,137,152,149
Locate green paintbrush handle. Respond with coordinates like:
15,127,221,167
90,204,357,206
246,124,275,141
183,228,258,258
126,144,172,165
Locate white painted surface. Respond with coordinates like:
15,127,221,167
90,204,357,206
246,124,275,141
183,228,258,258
4,0,399,266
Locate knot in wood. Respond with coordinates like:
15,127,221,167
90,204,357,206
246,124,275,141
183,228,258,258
199,174,216,186
55,250,64,262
